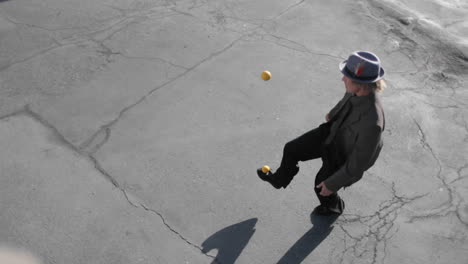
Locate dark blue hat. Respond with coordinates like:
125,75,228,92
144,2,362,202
339,51,385,83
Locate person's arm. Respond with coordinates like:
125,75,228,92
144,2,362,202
323,124,382,192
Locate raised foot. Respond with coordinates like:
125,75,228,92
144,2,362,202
257,167,282,189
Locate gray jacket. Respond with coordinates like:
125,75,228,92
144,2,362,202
324,92,385,192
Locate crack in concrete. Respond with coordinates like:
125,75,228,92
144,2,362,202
169,7,198,18
93,41,122,63
7,105,218,262
413,120,445,181
122,193,221,264
101,2,220,40
386,27,430,71
0,6,180,73
212,0,310,35
0,44,60,72
117,54,189,70
67,4,181,44
0,13,88,39
459,111,468,143
336,233,348,264
336,183,425,263
92,16,148,44
81,34,244,152
216,1,349,62
0,17,128,73
455,202,468,228
274,0,307,19
80,128,111,154
418,100,462,110
248,33,344,60
89,154,121,188
0,108,25,120
381,227,391,264
175,1,315,48
1,10,91,32
364,0,468,76
218,1,276,28
89,155,221,262
169,7,260,35
407,119,468,229
0,27,127,73
411,119,454,208
358,0,431,76
409,196,468,229
104,1,176,17
22,106,118,188
449,163,468,184
222,14,263,26
246,0,309,36
462,117,468,143
24,105,81,154
361,0,468,108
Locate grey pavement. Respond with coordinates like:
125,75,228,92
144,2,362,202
1,0,467,263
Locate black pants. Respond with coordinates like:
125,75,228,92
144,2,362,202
274,122,342,208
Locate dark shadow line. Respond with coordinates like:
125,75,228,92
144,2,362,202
277,212,339,264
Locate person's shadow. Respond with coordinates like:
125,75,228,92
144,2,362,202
201,218,258,264
201,212,337,264
276,210,339,264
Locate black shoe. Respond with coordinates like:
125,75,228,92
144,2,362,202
257,168,283,189
313,199,345,216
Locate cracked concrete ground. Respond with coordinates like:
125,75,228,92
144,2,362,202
1,0,467,263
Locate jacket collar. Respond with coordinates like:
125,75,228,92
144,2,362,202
349,91,376,114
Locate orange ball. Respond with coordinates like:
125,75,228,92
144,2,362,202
261,71,271,81
261,165,270,173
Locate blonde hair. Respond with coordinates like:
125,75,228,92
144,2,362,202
353,79,386,93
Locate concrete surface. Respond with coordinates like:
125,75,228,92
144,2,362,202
1,0,467,263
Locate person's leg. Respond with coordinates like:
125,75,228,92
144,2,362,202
314,166,341,207
273,123,330,187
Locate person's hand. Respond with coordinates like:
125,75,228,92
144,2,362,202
316,182,333,196
325,114,330,121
